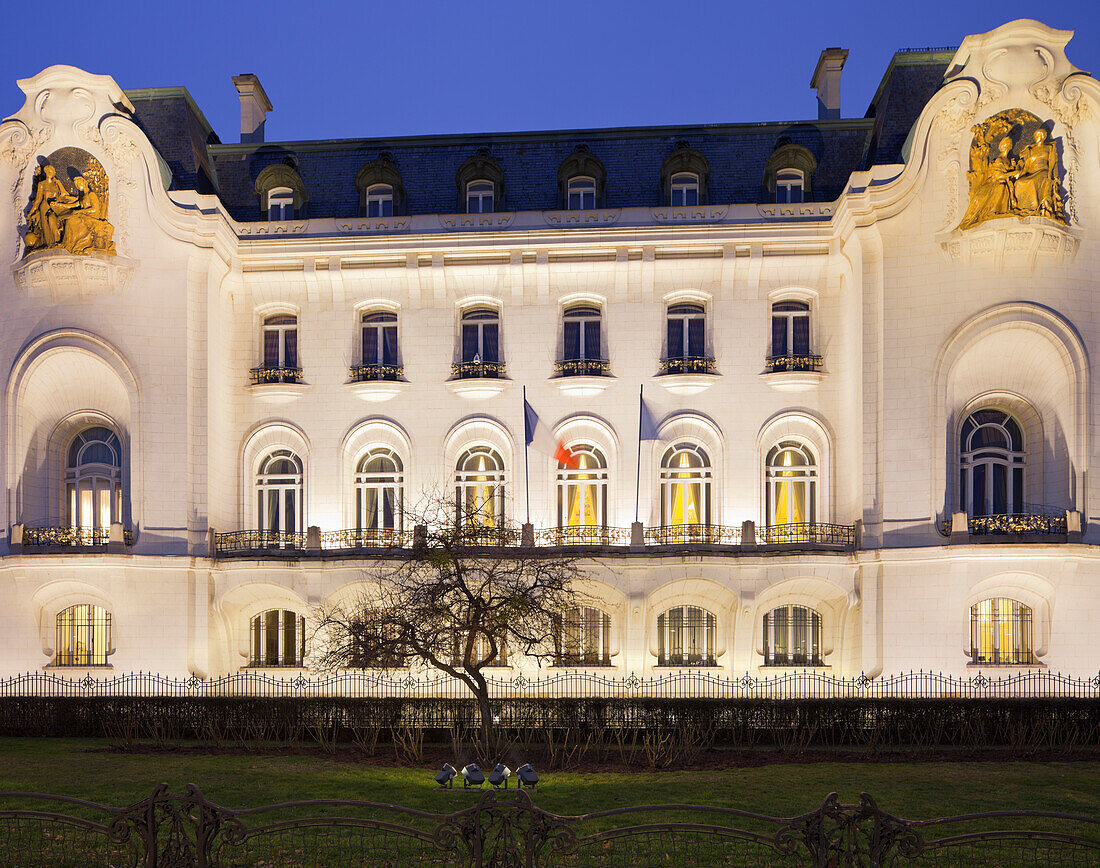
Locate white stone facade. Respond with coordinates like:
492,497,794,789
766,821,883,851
1,20,1098,683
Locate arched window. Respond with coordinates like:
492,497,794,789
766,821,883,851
559,305,606,375
356,448,403,536
960,410,1024,517
663,303,711,373
455,446,506,530
452,632,507,667
555,606,612,665
253,314,301,384
256,449,304,536
763,605,823,666
770,301,811,359
364,183,394,218
660,443,711,528
566,176,597,210
766,441,817,527
657,605,716,666
670,172,700,207
55,604,111,666
775,169,804,204
267,186,295,221
250,609,306,667
457,307,503,378
255,162,307,220
66,427,122,535
466,180,495,214
558,445,608,531
359,310,400,380
971,598,1033,664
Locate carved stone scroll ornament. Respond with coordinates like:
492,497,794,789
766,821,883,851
23,147,116,256
957,109,1066,230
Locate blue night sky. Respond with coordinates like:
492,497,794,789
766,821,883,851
3,1,1100,144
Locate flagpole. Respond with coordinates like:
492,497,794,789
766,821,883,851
523,385,531,525
635,384,643,523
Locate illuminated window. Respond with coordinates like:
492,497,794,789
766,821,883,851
670,172,699,206
460,307,500,366
765,441,817,527
959,410,1024,517
557,445,608,530
361,310,399,374
261,314,298,370
256,449,304,535
356,448,403,534
55,604,111,666
657,606,716,666
364,183,394,218
466,180,495,214
666,303,706,359
250,609,306,667
267,186,295,221
566,176,597,210
66,427,122,534
775,169,804,204
562,305,601,361
970,598,1033,665
455,446,506,529
452,632,507,667
763,606,823,666
555,606,612,666
771,301,811,357
659,443,711,527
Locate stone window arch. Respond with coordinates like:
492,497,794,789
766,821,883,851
557,146,606,209
456,149,505,213
660,143,710,206
763,140,817,203
355,154,405,217
255,161,307,219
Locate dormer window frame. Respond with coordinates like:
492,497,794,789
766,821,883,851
355,155,406,217
456,151,505,214
660,145,710,207
670,172,700,207
365,184,394,218
466,179,496,214
255,162,307,221
763,142,817,205
566,175,597,210
776,169,805,204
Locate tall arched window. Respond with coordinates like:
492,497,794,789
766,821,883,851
356,448,403,536
455,446,506,530
970,598,1033,664
766,441,817,527
960,410,1024,516
657,606,716,666
557,445,608,531
359,310,400,380
566,176,597,210
55,604,111,666
256,449,304,536
250,609,306,667
660,443,711,528
763,605,823,666
253,313,301,383
66,427,123,535
555,606,612,666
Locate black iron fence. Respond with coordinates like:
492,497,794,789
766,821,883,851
534,526,630,546
644,523,742,545
349,362,403,381
248,365,303,385
0,785,1095,867
765,353,823,373
758,522,854,547
553,358,611,377
659,355,716,375
212,529,308,554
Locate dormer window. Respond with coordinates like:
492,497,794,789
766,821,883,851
267,187,294,221
466,180,495,214
670,172,699,207
775,169,804,204
365,184,394,218
567,176,597,210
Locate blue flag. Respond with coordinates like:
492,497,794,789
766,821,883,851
639,396,665,441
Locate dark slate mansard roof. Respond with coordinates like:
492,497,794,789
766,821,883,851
124,50,951,222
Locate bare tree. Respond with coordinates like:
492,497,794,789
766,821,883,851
312,495,585,759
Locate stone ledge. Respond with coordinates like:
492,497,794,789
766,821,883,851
937,216,1081,270
12,250,137,298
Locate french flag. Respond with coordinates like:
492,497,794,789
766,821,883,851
524,398,579,469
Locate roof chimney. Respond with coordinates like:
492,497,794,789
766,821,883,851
232,74,272,144
810,48,849,120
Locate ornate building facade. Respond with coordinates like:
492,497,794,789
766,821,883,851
1,19,1097,681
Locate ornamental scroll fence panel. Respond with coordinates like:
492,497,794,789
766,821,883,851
0,785,1096,867
1,668,1098,699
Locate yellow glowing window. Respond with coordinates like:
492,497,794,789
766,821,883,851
65,427,123,533
556,606,612,666
970,598,1033,665
55,604,111,666
765,441,817,527
455,446,506,529
557,445,608,531
660,444,711,528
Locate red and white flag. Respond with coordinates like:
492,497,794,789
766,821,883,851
524,399,579,468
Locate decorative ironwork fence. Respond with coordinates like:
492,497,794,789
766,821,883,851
1,668,1097,699
349,362,403,381
659,355,716,375
758,522,854,547
451,360,507,379
765,353,823,373
318,528,413,550
21,526,112,547
553,358,611,377
0,785,1095,867
212,529,307,554
644,523,742,545
969,513,1068,535
534,526,630,546
248,365,303,385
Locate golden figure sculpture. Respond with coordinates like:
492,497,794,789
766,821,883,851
957,110,1067,231
23,150,117,256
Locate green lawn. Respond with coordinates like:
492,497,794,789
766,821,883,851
0,738,1095,819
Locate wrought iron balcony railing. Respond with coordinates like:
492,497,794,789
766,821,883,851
535,526,630,546
765,353,823,373
21,526,132,547
644,523,742,545
319,528,413,550
450,360,506,379
659,356,716,375
967,513,1068,536
459,526,522,547
213,530,307,555
554,358,610,377
349,363,403,382
759,522,855,547
249,366,303,385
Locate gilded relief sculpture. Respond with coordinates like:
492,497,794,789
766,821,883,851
957,109,1066,230
23,148,116,256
